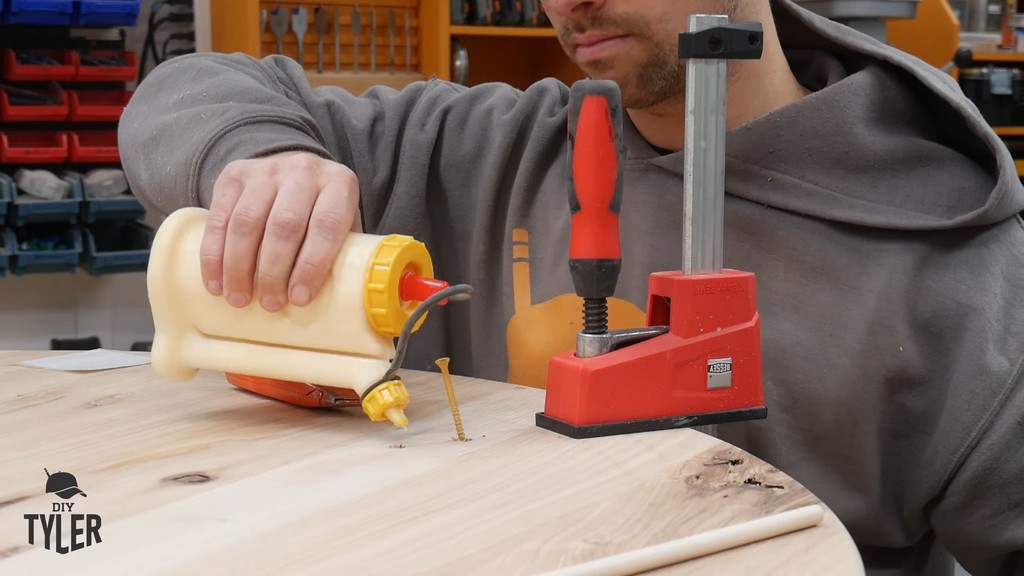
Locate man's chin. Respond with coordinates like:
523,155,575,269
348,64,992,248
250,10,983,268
571,63,679,109
575,61,611,79
577,66,630,91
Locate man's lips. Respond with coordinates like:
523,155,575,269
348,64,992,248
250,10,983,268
572,33,624,47
572,34,629,61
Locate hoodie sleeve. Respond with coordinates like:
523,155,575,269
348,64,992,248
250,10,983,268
930,364,1024,575
117,51,570,236
117,51,437,223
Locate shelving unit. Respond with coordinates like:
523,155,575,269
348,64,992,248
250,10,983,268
0,0,152,277
208,1,582,92
956,42,1024,177
448,25,556,37
419,2,582,89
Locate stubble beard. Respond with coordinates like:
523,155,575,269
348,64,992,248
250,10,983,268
560,16,685,110
604,36,685,110
558,2,747,110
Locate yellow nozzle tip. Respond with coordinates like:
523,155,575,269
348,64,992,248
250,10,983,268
363,380,411,426
385,407,409,428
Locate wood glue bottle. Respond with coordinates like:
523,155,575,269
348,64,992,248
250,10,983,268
146,207,448,428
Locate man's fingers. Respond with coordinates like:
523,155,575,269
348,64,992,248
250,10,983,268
256,180,318,312
222,178,277,308
201,169,244,296
201,153,361,310
289,177,360,306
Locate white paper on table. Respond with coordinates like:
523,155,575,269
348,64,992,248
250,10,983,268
15,349,152,372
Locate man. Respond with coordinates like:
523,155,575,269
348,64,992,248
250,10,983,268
118,0,1024,573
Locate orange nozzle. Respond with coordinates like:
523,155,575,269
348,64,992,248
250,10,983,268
400,271,449,305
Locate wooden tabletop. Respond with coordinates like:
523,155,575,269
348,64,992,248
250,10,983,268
0,350,864,575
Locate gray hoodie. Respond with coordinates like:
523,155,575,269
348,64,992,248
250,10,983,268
118,1,1024,574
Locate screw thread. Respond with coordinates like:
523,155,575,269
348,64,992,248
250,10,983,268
435,357,467,442
583,298,609,334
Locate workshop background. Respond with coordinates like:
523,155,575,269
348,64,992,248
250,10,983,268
0,0,1016,377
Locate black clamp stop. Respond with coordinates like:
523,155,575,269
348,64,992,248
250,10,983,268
679,22,764,60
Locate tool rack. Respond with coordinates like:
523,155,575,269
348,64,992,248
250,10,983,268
209,1,582,92
256,1,419,71
0,0,151,277
210,0,425,93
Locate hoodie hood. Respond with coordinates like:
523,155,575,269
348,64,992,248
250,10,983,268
648,0,1024,230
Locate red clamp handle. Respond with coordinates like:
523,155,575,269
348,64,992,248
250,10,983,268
567,80,624,299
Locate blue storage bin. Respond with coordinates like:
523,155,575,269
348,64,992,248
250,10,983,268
81,220,150,275
72,0,140,26
0,172,13,224
8,169,83,226
3,0,74,25
81,191,144,222
0,228,15,277
74,169,145,223
11,224,82,275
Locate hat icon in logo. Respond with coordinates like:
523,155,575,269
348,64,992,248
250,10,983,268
44,468,87,499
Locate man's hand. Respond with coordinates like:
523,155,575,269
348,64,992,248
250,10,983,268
200,151,362,312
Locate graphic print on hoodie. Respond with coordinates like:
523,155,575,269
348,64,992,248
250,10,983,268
504,227,647,387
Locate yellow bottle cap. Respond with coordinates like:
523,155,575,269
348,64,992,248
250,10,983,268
364,235,435,337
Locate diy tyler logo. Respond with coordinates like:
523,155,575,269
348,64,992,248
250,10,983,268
24,468,102,554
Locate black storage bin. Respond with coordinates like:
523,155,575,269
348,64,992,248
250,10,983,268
959,66,1024,126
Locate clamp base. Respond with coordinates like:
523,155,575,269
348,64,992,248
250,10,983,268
539,270,766,439
536,406,767,439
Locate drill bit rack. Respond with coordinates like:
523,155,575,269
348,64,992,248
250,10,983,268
210,1,583,91
256,1,420,87
207,1,423,93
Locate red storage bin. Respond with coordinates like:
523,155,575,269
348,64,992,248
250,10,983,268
2,49,77,82
70,131,120,163
73,50,137,82
0,88,69,122
0,132,70,164
69,90,132,122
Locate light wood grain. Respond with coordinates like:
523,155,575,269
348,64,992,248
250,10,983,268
0,351,863,575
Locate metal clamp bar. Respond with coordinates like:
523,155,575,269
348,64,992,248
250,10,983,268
679,16,763,276
682,14,729,276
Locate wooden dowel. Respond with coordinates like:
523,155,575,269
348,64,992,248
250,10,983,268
538,504,825,576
